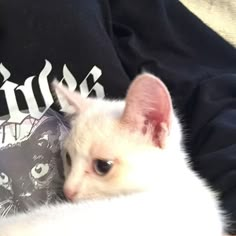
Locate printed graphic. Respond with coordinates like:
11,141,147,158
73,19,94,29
0,110,68,216
0,60,105,217
0,60,104,124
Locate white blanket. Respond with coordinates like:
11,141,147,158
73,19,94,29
181,0,236,47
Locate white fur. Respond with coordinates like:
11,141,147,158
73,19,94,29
0,99,225,236
0,74,226,235
0,188,224,236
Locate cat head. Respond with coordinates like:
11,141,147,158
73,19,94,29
52,73,177,202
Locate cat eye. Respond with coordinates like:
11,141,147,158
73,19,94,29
31,163,49,179
93,159,113,176
0,172,9,184
66,152,72,166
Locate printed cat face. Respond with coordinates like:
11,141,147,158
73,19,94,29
53,74,173,202
0,116,65,216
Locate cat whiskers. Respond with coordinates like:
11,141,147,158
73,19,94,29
0,199,13,208
1,203,14,217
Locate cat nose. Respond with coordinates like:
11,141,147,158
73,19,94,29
63,187,79,201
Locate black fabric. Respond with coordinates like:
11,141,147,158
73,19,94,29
0,0,131,109
0,0,236,233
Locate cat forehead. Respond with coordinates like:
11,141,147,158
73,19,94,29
66,116,152,158
70,112,121,142
70,99,125,134
90,99,125,118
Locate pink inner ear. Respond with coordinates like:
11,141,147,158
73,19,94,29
121,73,172,148
52,80,90,114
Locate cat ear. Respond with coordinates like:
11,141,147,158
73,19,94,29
52,80,90,115
121,73,172,148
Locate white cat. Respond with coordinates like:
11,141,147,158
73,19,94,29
0,73,225,236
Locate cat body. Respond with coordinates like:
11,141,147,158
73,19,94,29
0,73,225,235
0,187,223,236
